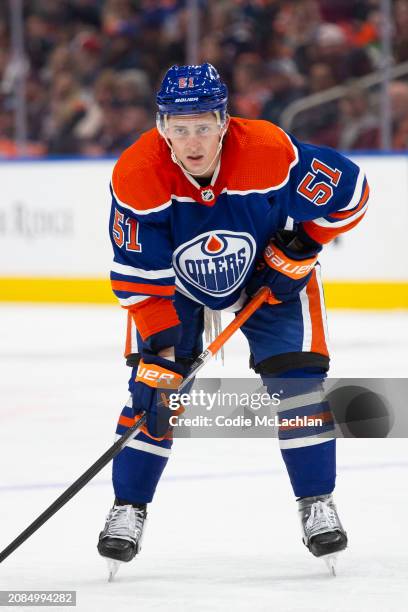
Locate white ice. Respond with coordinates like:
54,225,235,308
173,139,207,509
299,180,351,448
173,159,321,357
0,305,408,612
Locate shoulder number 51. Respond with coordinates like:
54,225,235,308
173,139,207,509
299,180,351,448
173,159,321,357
297,158,342,206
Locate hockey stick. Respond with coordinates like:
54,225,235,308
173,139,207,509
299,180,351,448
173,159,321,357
0,287,271,563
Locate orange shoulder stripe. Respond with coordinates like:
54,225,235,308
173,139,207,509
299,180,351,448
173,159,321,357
331,182,369,220
302,212,367,244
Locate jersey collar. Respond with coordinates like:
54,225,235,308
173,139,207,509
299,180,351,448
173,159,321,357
179,158,222,206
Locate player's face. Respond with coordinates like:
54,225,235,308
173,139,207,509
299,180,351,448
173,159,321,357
166,113,223,177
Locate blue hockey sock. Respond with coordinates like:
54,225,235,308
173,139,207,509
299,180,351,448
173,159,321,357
112,399,172,504
263,368,336,498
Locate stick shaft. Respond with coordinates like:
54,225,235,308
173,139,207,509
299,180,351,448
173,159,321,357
0,288,269,563
182,287,271,384
207,287,270,356
0,419,145,563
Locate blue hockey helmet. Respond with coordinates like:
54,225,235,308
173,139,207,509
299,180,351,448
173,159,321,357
156,63,228,118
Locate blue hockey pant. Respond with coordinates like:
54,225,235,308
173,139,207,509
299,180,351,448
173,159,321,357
113,268,335,503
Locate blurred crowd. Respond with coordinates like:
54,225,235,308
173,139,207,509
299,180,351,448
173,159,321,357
1,0,408,157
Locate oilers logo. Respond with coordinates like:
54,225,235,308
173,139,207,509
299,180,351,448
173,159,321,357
173,230,256,296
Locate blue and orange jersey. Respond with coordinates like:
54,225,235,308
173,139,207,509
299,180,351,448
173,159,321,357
109,117,369,340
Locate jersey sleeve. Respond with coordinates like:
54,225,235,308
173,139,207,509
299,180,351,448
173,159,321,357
109,159,180,349
281,137,369,245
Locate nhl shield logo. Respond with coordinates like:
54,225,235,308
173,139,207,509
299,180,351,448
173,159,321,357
201,188,215,202
173,230,256,296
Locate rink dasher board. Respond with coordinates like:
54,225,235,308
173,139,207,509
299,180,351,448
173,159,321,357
0,155,407,308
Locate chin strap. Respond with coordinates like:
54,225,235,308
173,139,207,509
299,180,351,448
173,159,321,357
168,128,227,178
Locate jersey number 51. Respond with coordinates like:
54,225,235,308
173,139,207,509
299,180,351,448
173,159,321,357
297,158,342,206
112,208,142,252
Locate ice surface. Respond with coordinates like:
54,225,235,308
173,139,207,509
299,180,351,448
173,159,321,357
0,305,407,611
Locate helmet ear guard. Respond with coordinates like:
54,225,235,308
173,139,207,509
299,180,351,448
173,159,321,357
156,112,167,137
214,109,228,128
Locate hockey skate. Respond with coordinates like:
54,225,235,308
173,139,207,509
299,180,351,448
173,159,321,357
97,502,147,581
298,494,347,576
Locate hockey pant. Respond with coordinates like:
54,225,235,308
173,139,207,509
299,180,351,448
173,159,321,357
112,267,335,504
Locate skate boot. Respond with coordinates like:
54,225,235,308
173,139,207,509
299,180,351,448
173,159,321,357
97,501,147,580
298,494,347,575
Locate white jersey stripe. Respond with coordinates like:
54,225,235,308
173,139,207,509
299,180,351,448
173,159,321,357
175,278,247,312
111,261,174,279
337,168,365,211
118,295,150,306
171,195,196,203
312,202,368,228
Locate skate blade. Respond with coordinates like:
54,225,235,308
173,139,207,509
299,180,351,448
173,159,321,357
323,553,338,577
107,559,122,582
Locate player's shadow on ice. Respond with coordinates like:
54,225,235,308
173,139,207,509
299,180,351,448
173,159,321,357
102,571,333,585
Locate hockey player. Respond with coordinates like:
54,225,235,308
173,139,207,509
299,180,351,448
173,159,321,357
98,63,369,577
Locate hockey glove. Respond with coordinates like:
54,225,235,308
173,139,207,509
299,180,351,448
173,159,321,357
247,230,321,303
129,354,186,440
